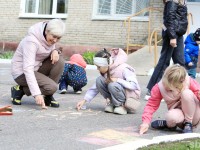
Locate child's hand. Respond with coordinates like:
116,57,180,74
188,62,193,66
139,123,149,135
111,78,118,82
76,100,86,111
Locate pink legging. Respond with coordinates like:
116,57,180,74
165,89,200,128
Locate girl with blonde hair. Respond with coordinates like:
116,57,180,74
140,64,200,134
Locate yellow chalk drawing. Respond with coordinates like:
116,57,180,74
89,129,141,143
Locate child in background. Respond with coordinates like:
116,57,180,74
59,54,87,94
184,28,200,79
139,64,200,135
76,48,141,115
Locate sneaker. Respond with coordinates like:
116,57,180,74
151,120,177,130
182,122,193,133
114,106,127,115
151,120,168,129
59,88,67,94
105,105,114,113
11,85,24,105
75,90,82,94
44,95,59,108
144,90,151,101
74,89,82,94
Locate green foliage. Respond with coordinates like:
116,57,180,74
82,51,96,65
139,138,200,150
0,51,14,59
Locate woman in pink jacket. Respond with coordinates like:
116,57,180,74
140,64,200,134
11,19,65,109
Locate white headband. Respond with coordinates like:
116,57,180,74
93,57,113,67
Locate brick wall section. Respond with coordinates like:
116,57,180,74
0,0,164,48
0,1,44,43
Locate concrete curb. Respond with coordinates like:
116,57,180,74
0,59,152,75
98,133,200,150
0,59,11,64
0,59,98,70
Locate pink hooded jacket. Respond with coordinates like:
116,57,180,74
110,48,141,99
11,21,55,96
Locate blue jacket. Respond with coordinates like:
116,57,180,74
184,33,199,69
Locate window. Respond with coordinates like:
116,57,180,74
19,0,68,18
187,0,200,2
93,0,150,20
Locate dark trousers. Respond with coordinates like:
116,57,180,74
147,30,185,91
14,56,65,96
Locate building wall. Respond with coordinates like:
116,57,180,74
0,1,43,43
0,0,164,48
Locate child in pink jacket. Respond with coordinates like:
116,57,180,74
140,64,200,134
59,54,87,94
76,48,140,115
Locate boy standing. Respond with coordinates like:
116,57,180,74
184,28,200,78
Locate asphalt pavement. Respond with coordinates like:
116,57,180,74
0,47,200,150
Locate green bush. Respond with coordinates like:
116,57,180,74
82,51,96,65
0,51,14,59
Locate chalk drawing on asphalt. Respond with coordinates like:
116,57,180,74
78,127,142,147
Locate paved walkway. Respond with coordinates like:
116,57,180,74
0,47,200,150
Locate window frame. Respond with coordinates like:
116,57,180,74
19,0,68,19
92,0,149,21
187,0,200,2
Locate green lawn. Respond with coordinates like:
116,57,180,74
138,138,200,150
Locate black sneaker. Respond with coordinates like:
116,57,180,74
182,122,193,133
74,89,82,94
151,120,168,129
44,95,59,108
11,85,24,105
151,120,176,131
151,120,177,130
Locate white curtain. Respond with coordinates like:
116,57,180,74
38,0,53,14
25,0,36,13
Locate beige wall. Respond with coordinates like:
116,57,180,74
0,0,163,48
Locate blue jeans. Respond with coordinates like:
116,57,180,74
187,68,196,79
147,30,185,91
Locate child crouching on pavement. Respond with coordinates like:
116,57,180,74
184,28,200,79
139,64,200,134
59,54,87,94
76,48,141,115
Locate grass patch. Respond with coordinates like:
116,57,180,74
138,138,200,150
82,51,96,65
0,51,14,59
